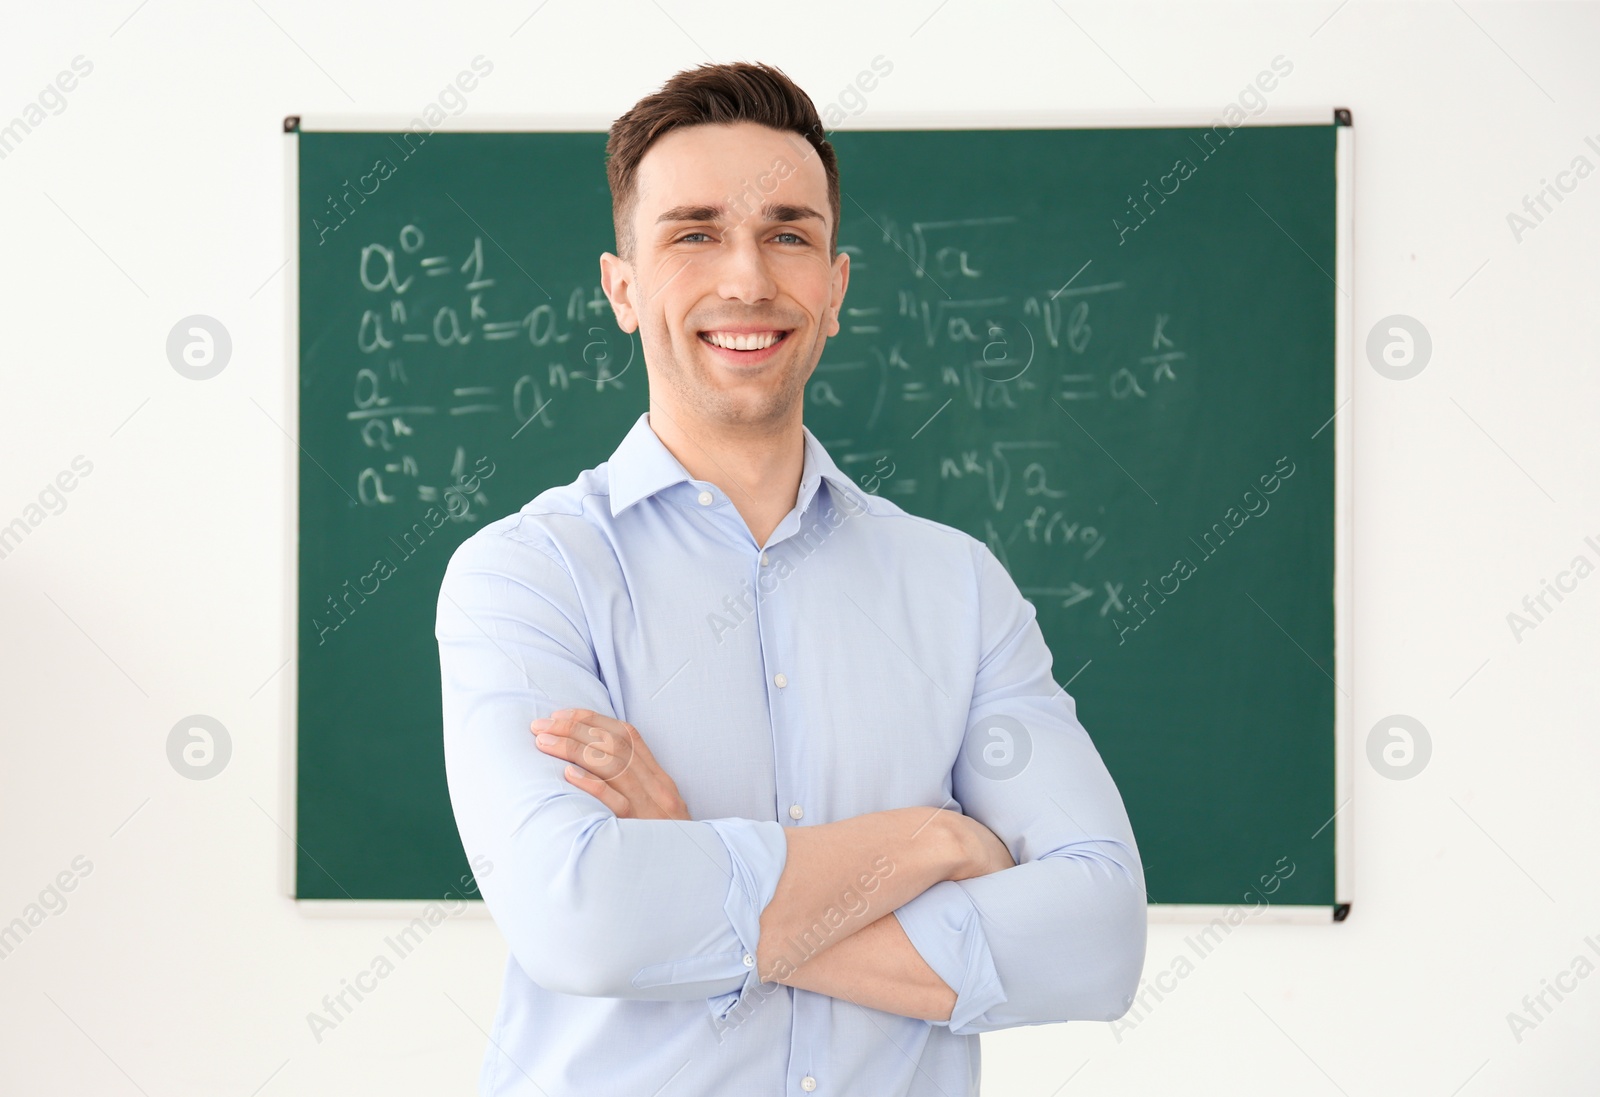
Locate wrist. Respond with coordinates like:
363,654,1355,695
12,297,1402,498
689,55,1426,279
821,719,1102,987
931,809,973,882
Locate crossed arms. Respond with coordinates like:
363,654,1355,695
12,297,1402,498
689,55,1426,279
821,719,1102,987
437,530,1147,1035
531,704,1015,1021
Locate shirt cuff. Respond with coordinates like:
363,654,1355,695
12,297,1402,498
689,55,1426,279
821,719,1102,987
701,817,789,1025
893,880,1007,1034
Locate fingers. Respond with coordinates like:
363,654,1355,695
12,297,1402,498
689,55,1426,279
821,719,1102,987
530,709,690,822
560,763,632,817
576,710,649,765
531,709,637,780
618,718,670,773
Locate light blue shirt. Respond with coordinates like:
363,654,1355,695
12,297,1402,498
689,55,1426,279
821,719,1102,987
437,411,1146,1096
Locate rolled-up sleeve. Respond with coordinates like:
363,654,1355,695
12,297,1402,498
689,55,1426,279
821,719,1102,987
892,880,1005,1032
894,539,1147,1035
436,523,788,1022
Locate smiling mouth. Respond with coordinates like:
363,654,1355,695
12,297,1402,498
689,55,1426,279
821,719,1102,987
698,330,791,352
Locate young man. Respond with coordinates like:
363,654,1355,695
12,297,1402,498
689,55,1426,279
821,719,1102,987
437,61,1145,1096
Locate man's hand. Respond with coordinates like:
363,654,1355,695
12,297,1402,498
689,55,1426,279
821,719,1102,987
945,811,1017,881
530,708,691,821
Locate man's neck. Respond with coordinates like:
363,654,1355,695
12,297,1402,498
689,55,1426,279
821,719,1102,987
646,405,806,547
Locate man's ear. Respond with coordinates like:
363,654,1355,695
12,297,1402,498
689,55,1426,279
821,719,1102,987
825,249,850,339
599,252,639,334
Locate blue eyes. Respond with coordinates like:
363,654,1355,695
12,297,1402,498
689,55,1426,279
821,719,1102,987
675,231,806,245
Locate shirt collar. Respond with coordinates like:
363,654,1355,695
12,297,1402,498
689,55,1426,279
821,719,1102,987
606,411,861,519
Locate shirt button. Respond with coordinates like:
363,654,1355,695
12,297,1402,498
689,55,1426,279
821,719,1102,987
773,673,787,688
697,490,714,506
743,953,754,967
760,552,769,565
801,1077,817,1092
789,803,804,821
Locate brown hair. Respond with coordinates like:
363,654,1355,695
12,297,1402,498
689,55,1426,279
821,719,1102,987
605,62,840,262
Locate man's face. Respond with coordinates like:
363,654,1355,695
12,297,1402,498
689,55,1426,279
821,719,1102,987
600,121,849,431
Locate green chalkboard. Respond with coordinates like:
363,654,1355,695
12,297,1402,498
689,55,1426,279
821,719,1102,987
292,119,1347,913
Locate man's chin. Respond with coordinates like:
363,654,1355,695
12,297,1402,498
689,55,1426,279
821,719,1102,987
699,386,803,428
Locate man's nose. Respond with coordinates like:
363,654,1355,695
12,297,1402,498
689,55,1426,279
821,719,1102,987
715,235,777,304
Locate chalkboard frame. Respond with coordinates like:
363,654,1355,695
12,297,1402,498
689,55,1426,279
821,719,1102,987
279,110,1354,924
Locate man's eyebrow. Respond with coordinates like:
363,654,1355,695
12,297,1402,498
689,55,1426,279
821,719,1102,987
761,203,826,225
655,203,827,226
656,204,722,225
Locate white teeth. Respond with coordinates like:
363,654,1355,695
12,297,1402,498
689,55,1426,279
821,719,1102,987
703,331,782,351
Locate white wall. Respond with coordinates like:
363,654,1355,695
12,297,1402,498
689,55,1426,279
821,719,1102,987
3,2,1597,1093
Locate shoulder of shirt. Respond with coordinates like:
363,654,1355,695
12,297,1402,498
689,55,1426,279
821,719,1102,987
839,486,987,554
444,464,610,577
450,460,999,576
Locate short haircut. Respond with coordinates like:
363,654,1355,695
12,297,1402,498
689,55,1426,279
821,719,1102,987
604,61,840,261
